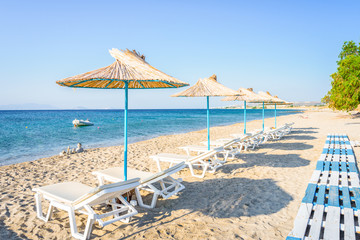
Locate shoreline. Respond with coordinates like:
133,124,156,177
2,109,359,239
0,109,302,167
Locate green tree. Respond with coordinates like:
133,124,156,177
324,41,360,111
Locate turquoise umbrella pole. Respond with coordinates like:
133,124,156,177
262,101,265,131
244,100,247,134
275,103,277,128
124,82,128,180
207,96,210,150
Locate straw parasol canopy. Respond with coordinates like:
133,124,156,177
258,91,286,104
56,48,189,181
172,74,241,150
56,49,189,89
271,96,292,105
171,74,240,97
221,88,269,103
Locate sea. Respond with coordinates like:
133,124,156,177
0,109,301,166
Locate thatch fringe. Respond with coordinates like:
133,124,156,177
258,91,286,104
56,49,189,89
222,88,270,103
172,74,241,97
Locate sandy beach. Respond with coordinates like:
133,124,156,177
1,109,360,239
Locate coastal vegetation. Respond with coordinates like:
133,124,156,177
323,41,360,111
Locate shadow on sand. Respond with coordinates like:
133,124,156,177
115,177,292,239
291,130,318,134
218,153,310,174
259,142,313,151
282,134,317,141
0,220,29,240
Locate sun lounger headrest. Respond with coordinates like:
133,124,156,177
73,178,140,206
141,162,185,184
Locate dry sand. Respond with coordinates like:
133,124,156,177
1,109,360,240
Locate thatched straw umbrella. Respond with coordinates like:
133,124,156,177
222,88,269,133
258,91,287,128
56,49,189,180
172,74,241,150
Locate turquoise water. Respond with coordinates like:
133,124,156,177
0,109,300,166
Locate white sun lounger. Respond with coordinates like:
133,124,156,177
232,130,264,149
179,145,217,156
150,147,225,178
199,136,251,158
33,178,140,240
92,162,186,209
264,123,293,140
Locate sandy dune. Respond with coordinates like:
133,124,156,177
1,109,360,239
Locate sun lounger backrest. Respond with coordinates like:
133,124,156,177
249,131,263,138
141,162,186,184
73,178,140,208
189,147,223,162
223,135,251,148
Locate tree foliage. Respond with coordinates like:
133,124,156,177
323,41,360,111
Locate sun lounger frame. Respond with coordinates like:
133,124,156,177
93,163,186,208
33,179,140,240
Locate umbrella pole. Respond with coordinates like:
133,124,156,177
275,103,277,128
262,101,265,131
124,82,128,181
244,101,246,134
207,96,210,150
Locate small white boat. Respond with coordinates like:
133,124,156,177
72,119,94,127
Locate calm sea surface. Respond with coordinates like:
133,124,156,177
0,109,301,166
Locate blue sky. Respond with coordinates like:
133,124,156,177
1,0,360,109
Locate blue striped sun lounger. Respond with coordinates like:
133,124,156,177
287,134,360,240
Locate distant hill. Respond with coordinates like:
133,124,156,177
0,103,59,110
292,101,324,106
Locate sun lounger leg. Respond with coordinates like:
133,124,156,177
150,193,159,208
97,175,105,185
117,195,137,223
35,193,54,222
83,217,95,240
35,193,46,221
134,187,158,209
155,159,162,171
67,208,81,239
134,188,146,208
188,163,208,178
46,202,54,221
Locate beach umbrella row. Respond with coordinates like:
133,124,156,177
264,95,292,128
56,49,290,180
57,49,189,180
222,88,269,133
172,74,241,150
258,91,285,129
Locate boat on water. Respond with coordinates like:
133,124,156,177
72,119,94,127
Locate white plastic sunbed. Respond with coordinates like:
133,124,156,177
33,178,140,240
150,147,225,178
232,130,264,149
92,162,186,209
263,123,293,141
197,136,251,158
